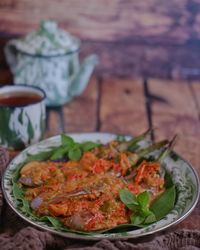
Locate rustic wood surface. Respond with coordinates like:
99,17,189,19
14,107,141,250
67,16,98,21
43,76,200,232
1,1,200,79
149,79,200,175
0,0,200,44
100,78,148,135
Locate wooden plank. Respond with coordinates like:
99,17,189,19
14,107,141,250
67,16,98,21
100,78,148,136
45,110,63,138
0,0,200,45
149,79,200,173
190,81,200,121
149,79,200,230
62,77,98,133
2,1,200,80
2,35,200,81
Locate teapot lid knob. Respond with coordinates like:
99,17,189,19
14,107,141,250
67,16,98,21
40,20,58,34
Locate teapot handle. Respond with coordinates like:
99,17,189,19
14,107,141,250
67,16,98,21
4,40,19,74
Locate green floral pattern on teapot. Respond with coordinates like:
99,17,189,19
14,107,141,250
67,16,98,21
5,20,98,106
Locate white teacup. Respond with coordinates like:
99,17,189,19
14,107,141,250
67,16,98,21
0,85,46,150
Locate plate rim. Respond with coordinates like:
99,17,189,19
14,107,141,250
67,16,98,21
2,132,200,240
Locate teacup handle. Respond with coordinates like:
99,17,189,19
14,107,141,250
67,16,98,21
4,40,19,74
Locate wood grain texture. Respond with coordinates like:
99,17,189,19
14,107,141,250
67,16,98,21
1,1,200,79
45,109,63,137
0,0,200,45
82,41,200,79
149,79,200,174
62,77,98,133
190,81,200,121
2,36,200,81
100,78,148,136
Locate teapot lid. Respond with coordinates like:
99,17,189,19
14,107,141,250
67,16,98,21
13,20,80,56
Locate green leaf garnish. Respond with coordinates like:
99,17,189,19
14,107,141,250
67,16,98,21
61,135,101,160
137,191,149,208
81,141,101,152
119,189,138,210
50,146,68,160
144,211,156,224
119,189,155,226
13,183,24,199
24,135,101,163
21,199,32,214
26,149,56,162
68,147,82,161
130,214,144,225
150,185,176,221
40,216,63,229
61,134,74,148
164,171,174,189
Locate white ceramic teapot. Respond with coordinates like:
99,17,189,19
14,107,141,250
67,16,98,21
5,20,98,106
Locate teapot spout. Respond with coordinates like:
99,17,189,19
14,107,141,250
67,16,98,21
69,54,98,97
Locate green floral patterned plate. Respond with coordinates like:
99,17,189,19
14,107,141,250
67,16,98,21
2,133,199,240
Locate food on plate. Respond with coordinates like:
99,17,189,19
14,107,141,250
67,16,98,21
13,130,176,232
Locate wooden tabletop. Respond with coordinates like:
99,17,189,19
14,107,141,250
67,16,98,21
45,76,200,232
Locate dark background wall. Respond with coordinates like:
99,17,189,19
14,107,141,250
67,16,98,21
1,0,200,83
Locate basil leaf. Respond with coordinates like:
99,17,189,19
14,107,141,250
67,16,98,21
26,149,55,162
140,207,152,217
50,146,68,160
61,134,74,148
81,141,101,152
68,147,82,161
119,189,138,210
137,191,149,208
21,199,32,214
144,212,156,224
13,183,24,200
130,214,144,225
40,216,63,229
126,204,140,211
164,171,174,189
150,185,176,221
